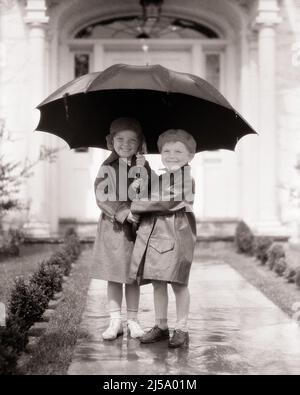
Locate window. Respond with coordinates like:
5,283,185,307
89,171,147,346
74,16,220,40
74,53,90,78
74,53,90,153
205,53,220,90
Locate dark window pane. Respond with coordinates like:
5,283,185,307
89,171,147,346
205,54,220,89
74,16,219,39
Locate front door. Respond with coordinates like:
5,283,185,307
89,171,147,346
58,40,238,227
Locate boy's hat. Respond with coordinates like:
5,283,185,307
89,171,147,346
109,117,142,137
157,129,197,154
106,117,147,153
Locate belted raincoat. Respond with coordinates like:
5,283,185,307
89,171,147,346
129,165,197,285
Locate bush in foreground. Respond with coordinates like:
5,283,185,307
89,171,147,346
0,228,82,373
30,262,63,300
7,278,48,331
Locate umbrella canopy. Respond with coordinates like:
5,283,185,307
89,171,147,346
36,63,257,153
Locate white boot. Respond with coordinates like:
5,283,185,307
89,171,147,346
127,319,145,339
102,319,123,340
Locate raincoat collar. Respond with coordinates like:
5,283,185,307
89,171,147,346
102,150,137,167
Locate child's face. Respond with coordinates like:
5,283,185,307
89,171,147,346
113,130,139,158
161,141,193,170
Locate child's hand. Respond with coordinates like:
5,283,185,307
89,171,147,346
127,212,140,224
131,178,143,192
136,153,146,167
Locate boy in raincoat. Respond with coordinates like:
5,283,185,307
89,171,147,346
129,129,197,348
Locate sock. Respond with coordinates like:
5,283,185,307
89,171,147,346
110,310,121,320
174,319,188,332
155,318,168,330
127,310,138,321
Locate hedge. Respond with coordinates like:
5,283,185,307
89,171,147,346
0,228,81,375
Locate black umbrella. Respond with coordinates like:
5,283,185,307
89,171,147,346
36,63,257,153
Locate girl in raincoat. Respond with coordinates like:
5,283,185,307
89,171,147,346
129,129,197,348
92,117,150,340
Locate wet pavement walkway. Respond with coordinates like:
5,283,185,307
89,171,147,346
68,254,300,375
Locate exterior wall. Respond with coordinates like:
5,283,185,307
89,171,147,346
1,0,298,239
0,1,30,228
276,1,300,241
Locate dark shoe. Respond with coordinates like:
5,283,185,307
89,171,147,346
168,330,189,348
140,325,169,344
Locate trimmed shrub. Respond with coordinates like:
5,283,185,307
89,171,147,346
0,228,25,260
0,227,82,370
274,257,288,276
285,266,297,283
234,221,255,255
30,261,63,300
64,226,77,241
267,243,285,270
48,250,72,276
254,237,274,265
0,318,28,354
48,229,81,275
7,278,48,331
64,227,81,257
0,340,18,375
296,268,300,288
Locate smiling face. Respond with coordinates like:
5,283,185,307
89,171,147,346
113,130,140,159
161,141,193,170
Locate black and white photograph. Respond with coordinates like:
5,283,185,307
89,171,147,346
1,0,300,379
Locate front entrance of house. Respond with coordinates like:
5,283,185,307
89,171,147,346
57,38,239,232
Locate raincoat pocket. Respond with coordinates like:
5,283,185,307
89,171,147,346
149,238,175,254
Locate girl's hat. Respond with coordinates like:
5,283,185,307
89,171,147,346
157,129,197,154
106,117,147,153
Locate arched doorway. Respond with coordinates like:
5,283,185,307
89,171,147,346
55,4,240,234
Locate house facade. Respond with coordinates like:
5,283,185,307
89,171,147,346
1,0,300,239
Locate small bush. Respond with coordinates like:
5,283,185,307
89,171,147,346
7,278,48,331
234,221,255,255
48,250,72,276
0,228,25,259
64,228,81,257
285,266,297,283
64,226,77,241
0,340,18,375
267,243,285,270
295,268,300,288
274,258,288,276
30,261,63,300
0,319,28,354
254,237,274,265
48,229,81,276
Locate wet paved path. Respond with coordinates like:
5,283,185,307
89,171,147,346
68,256,300,375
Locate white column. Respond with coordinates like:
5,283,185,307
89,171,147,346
191,43,205,220
237,30,260,225
23,0,50,237
254,0,286,235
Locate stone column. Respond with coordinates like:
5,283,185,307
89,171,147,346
23,0,50,237
237,30,260,225
254,0,286,235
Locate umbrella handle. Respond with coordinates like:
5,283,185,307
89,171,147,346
135,152,143,196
